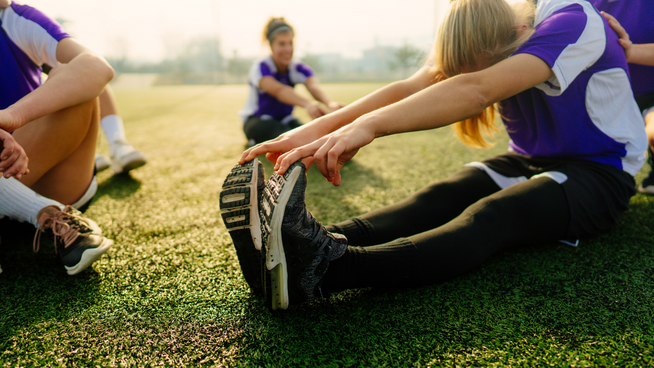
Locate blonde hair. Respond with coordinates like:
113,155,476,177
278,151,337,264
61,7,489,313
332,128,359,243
434,0,535,148
262,17,294,44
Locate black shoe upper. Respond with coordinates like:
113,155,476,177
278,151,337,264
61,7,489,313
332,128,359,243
279,162,348,304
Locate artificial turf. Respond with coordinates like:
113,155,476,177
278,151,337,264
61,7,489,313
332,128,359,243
1,83,653,367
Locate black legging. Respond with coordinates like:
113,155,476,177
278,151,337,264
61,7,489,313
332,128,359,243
244,115,301,145
323,167,570,291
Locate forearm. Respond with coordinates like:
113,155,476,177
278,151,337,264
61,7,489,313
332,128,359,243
6,53,114,127
360,74,487,138
274,86,312,108
310,77,433,135
305,84,334,106
628,44,654,66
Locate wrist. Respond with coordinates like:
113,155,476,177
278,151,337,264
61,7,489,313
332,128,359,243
1,106,24,132
356,112,384,138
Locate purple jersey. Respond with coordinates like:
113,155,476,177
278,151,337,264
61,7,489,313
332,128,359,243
0,3,69,111
239,56,314,122
500,0,646,176
589,0,654,97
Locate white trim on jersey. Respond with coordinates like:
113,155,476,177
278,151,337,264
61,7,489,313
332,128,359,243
585,68,648,176
0,6,60,68
238,56,311,122
464,162,569,190
535,0,605,96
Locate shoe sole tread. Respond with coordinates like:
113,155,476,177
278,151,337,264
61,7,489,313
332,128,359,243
220,160,264,295
261,165,303,310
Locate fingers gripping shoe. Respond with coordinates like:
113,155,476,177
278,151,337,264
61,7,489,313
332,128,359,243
260,162,348,310
110,139,147,175
220,160,265,295
34,205,113,275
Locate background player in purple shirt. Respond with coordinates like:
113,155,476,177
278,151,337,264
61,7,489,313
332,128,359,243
0,0,114,275
592,1,654,193
228,0,647,309
239,17,344,146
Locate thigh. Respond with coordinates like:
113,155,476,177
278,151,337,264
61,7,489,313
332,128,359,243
409,175,570,283
285,117,302,130
341,166,502,246
244,116,287,144
13,99,98,204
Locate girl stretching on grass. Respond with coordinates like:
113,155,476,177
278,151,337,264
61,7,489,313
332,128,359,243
222,0,647,309
239,17,344,147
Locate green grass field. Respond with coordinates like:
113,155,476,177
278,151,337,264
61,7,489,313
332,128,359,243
1,83,654,367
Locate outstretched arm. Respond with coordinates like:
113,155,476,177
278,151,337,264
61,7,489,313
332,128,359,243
274,53,553,186
602,11,654,66
304,77,344,112
259,76,325,119
239,64,440,164
1,38,114,132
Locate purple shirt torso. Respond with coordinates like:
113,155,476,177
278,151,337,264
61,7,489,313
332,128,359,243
500,0,646,176
239,56,314,122
589,0,654,97
0,3,69,110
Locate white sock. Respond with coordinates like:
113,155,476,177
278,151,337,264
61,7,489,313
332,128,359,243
0,177,64,228
100,114,127,145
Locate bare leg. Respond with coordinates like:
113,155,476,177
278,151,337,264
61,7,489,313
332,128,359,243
12,98,99,205
99,85,119,118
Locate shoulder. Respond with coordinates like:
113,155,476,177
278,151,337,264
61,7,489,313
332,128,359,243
524,0,604,55
4,3,69,41
535,0,598,27
252,56,277,74
290,58,314,76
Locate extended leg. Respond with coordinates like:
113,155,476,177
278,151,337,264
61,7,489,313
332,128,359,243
327,167,501,246
324,176,570,291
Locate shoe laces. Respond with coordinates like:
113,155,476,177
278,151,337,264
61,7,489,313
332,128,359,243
33,209,82,254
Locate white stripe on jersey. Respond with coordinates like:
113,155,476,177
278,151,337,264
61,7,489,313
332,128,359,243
535,0,605,96
1,6,60,67
586,68,648,175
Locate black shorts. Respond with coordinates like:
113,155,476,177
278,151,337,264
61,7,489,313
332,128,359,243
636,92,654,113
470,152,636,239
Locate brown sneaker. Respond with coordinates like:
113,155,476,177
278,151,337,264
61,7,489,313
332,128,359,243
33,205,113,275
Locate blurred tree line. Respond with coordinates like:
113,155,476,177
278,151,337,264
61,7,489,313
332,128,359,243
105,36,424,85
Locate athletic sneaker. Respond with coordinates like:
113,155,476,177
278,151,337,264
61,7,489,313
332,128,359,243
33,205,113,275
260,161,348,310
95,153,111,173
110,139,147,175
220,159,265,295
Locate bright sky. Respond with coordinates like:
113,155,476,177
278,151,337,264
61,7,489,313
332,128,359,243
21,0,454,62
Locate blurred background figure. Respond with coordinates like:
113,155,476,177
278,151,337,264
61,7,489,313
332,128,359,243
239,17,344,147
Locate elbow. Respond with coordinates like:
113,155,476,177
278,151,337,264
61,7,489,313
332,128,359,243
99,57,115,84
458,74,493,116
84,53,115,84
472,89,491,116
